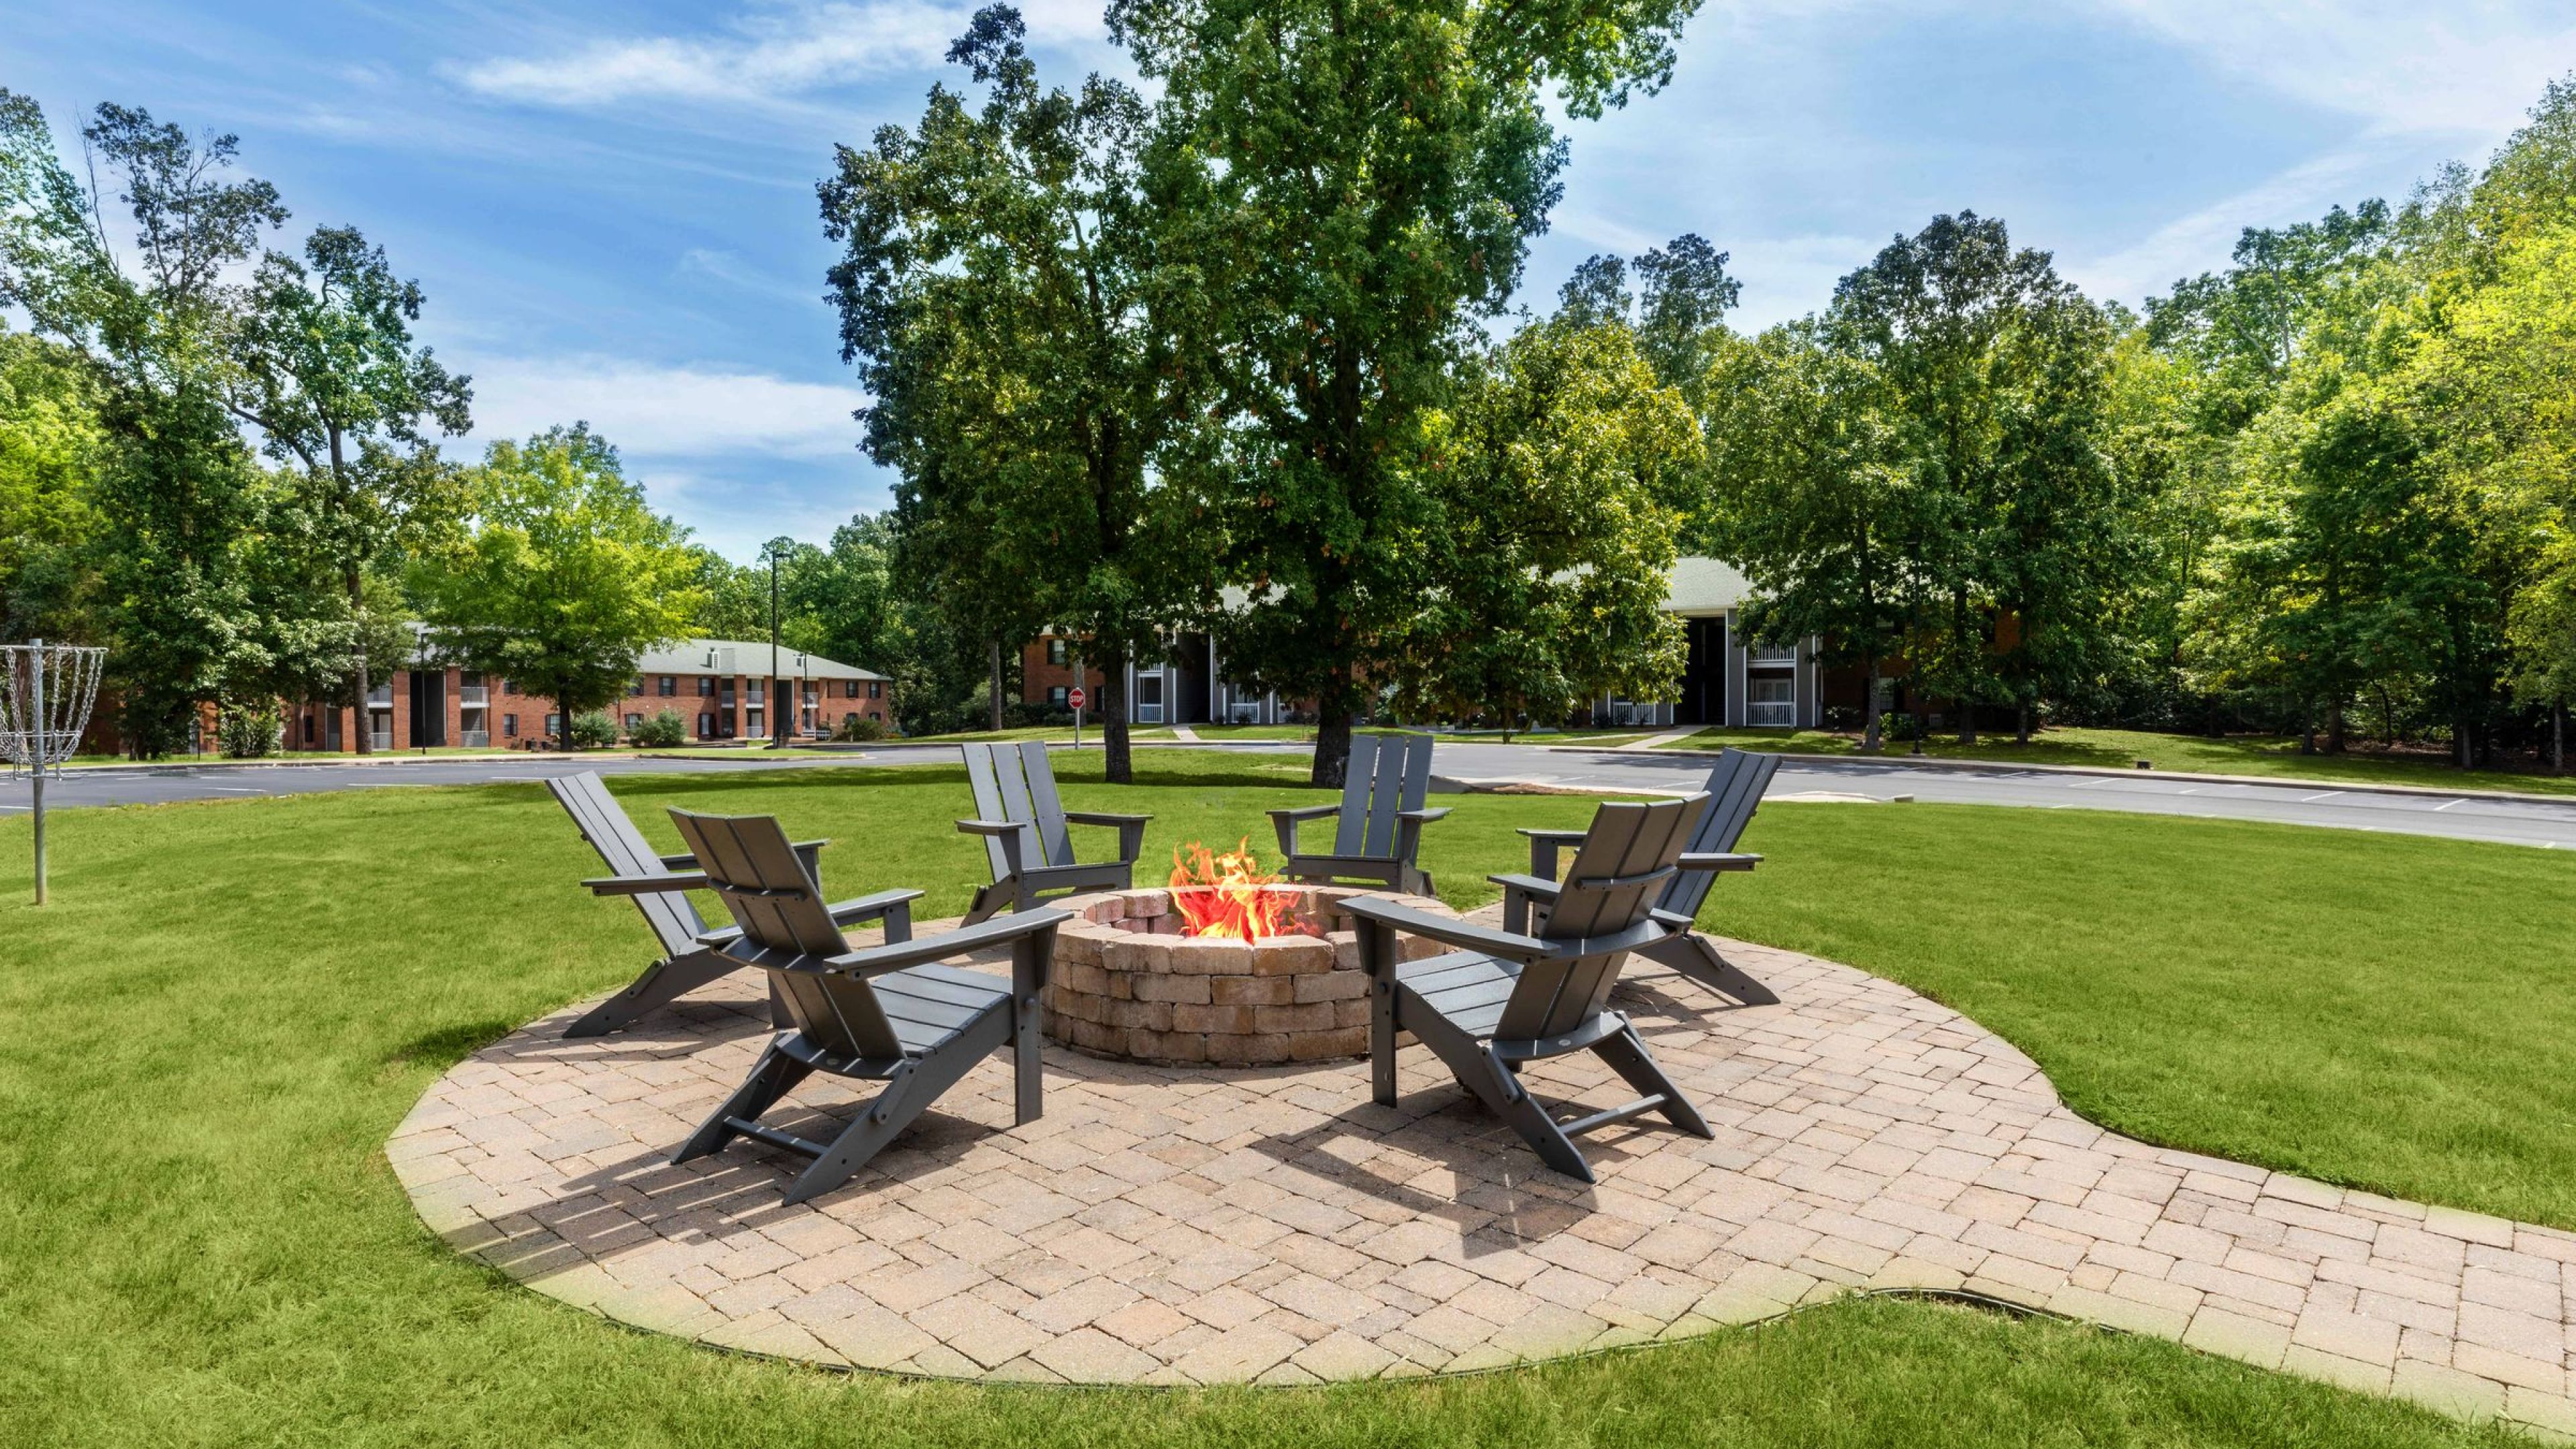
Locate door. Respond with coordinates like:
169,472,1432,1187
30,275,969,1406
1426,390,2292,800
1133,670,1164,724
1675,617,1719,726
408,671,447,747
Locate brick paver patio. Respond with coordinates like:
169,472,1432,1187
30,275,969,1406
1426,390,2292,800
390,919,2576,1437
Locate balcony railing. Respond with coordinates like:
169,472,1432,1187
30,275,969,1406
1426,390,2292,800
1748,646,1798,665
459,729,490,748
458,686,488,706
369,730,392,750
365,686,392,706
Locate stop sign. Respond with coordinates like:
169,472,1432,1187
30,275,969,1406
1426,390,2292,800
1067,686,1087,710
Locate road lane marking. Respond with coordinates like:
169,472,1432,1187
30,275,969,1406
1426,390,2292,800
207,786,262,794
2433,798,2467,812
2300,790,2343,802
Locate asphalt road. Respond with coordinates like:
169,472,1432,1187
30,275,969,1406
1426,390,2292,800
11,739,2576,851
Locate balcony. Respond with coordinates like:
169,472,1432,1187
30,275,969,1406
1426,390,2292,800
369,730,392,750
365,685,393,707
458,686,488,707
458,729,490,748
1748,645,1798,666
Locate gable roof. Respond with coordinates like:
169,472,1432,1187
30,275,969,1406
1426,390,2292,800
632,639,886,682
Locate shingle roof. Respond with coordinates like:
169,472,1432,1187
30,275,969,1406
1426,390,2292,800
632,639,886,682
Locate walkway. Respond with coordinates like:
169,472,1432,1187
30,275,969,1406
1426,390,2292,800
390,921,2576,1436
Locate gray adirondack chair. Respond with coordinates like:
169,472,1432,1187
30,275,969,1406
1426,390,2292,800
1269,731,1448,896
586,808,1066,1205
1501,749,1781,1007
956,741,1150,924
1342,794,1730,1183
549,771,920,1037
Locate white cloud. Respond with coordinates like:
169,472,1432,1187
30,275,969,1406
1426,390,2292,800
2096,0,2576,138
453,0,1110,108
459,357,869,462
2063,144,2399,304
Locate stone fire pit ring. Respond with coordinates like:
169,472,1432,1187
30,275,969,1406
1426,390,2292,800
1044,885,1458,1067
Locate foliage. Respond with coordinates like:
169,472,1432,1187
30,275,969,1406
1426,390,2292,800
833,712,890,742
410,427,702,749
825,6,1202,784
1112,0,1701,784
1387,321,1697,729
0,327,102,640
213,696,280,757
567,710,619,749
633,708,688,747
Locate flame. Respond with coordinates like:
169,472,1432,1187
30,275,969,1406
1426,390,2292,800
1169,839,1296,941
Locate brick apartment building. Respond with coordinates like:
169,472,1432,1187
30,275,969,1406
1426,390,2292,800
283,637,889,753
1018,557,1827,731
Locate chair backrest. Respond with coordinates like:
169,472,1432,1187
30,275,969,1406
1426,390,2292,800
1336,731,1435,859
961,741,1074,880
669,808,906,1061
1495,794,1704,1042
1657,749,1780,918
547,771,704,955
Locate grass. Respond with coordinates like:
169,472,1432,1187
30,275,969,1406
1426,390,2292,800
0,752,2567,1444
1660,724,2576,796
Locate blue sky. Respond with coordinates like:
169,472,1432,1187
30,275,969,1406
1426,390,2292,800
7,1,2575,561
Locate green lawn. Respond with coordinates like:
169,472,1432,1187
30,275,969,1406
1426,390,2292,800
1660,724,2576,796
0,753,2565,1444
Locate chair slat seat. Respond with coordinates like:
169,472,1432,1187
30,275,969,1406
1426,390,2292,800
1349,794,1715,1183
667,807,1064,1205
547,771,915,1037
1269,733,1446,896
959,742,1148,924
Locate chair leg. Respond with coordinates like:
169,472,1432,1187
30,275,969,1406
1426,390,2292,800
564,950,740,1038
1491,1056,1597,1182
673,1038,812,1165
1594,1022,1712,1139
1371,975,1399,1107
1012,983,1043,1127
1642,932,1778,1008
963,879,1006,926
782,1044,985,1205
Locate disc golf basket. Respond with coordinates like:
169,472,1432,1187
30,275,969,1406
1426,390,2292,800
3,640,106,905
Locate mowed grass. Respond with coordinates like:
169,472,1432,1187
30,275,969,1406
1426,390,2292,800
0,751,2565,1446
1662,724,2576,796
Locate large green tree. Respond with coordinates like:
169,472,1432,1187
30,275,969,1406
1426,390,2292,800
0,93,285,753
1113,0,1703,785
1387,320,1697,733
226,224,472,751
0,326,103,641
411,426,702,750
824,5,1197,781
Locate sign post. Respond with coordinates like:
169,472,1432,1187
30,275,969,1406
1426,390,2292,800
1068,685,1087,750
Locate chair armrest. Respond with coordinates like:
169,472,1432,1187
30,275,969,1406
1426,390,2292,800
655,851,698,870
808,907,1069,977
585,871,709,897
1269,802,1340,856
1065,812,1151,865
1397,807,1450,823
1340,896,1550,963
1678,852,1761,873
827,887,922,922
1487,872,1562,935
955,820,1024,837
1514,826,1589,881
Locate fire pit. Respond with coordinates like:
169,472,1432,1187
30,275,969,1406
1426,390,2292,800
1044,843,1456,1067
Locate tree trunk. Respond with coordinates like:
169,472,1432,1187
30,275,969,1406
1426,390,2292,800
987,636,1005,733
348,566,372,756
2326,697,2346,754
2015,700,2031,745
1910,703,1927,756
1957,697,1977,747
1313,710,1354,790
1099,643,1132,785
2553,703,2565,774
2457,714,2474,769
1860,658,1882,753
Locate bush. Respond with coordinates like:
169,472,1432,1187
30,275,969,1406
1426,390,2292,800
216,700,282,759
1876,709,1922,743
633,709,688,747
568,710,620,749
835,714,890,742
1004,700,1074,729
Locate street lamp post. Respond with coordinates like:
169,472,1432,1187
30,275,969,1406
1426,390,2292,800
764,539,787,751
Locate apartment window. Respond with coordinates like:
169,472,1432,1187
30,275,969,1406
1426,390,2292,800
1046,638,1068,665
460,670,484,687
1049,685,1069,706
302,714,315,745
502,679,518,696
1748,677,1796,727
657,676,677,696
698,676,714,697
631,676,645,696
868,680,882,699
504,714,518,738
698,712,713,737
623,713,643,733
843,679,861,698
544,712,560,736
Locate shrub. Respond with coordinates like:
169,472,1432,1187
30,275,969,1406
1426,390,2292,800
568,710,620,749
633,709,688,747
835,714,890,742
216,700,282,759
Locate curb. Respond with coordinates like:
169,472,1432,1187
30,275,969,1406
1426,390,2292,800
1554,743,2576,808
